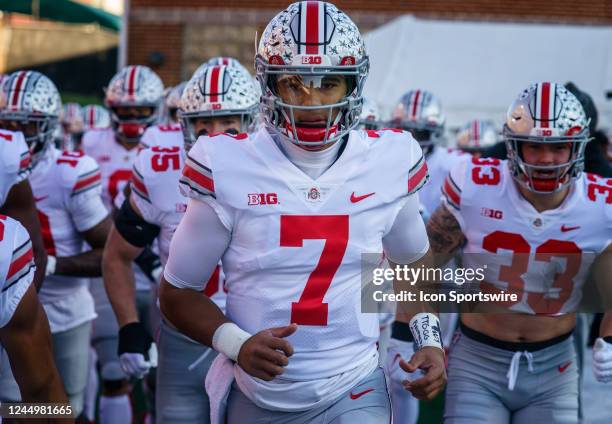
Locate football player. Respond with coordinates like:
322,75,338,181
391,89,467,217
0,70,111,418
358,97,381,130
160,2,445,423
103,63,258,423
60,102,84,151
82,65,164,424
140,83,185,150
0,215,70,419
426,82,612,423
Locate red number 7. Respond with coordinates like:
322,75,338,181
280,215,349,326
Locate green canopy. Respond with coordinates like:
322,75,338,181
0,0,120,32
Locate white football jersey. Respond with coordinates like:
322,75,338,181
0,129,31,207
140,123,183,149
82,128,139,210
0,215,35,327
419,146,467,216
131,145,227,311
442,157,612,315
180,127,428,381
82,128,152,291
30,148,108,332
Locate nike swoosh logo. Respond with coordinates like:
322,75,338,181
558,361,572,373
34,195,49,202
349,388,374,400
560,225,580,232
350,192,375,203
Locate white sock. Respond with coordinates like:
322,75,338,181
83,348,99,421
99,395,132,424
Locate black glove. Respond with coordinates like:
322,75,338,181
134,245,162,283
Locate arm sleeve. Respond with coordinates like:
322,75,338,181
163,198,231,291
68,158,108,232
382,193,430,265
440,156,470,231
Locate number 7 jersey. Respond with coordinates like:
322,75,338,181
180,127,428,380
442,157,612,315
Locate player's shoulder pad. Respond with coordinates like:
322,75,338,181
441,155,472,211
179,133,249,200
55,151,102,197
366,128,429,196
0,215,34,293
0,130,31,177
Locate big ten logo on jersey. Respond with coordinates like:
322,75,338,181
248,193,278,206
471,157,501,185
151,146,180,172
480,207,503,220
586,173,612,204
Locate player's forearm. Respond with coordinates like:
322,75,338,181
103,249,141,327
54,248,104,277
159,278,229,347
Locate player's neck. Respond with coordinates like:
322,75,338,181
115,137,139,151
516,182,570,213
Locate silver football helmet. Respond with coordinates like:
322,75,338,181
456,119,498,151
193,56,249,79
179,64,259,151
165,82,186,124
392,89,445,154
504,82,590,194
61,102,84,135
104,65,164,143
255,1,369,147
82,104,111,130
0,70,61,166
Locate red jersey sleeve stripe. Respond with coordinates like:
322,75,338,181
6,246,33,281
131,170,150,202
442,175,461,209
182,164,215,194
72,171,102,194
408,158,428,194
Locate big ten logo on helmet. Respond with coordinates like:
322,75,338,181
248,193,278,206
480,207,503,220
301,56,322,65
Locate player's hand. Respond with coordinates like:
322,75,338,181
593,338,612,383
118,322,158,379
400,346,446,400
237,324,297,381
385,338,421,387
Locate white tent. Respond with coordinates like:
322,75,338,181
363,15,612,131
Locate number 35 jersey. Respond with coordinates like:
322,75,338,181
442,157,612,315
180,127,428,380
131,145,227,311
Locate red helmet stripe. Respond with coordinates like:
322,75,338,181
221,57,229,66
411,90,421,120
305,1,321,55
539,82,551,128
11,71,28,107
127,66,138,98
473,120,479,146
209,66,221,103
89,106,95,127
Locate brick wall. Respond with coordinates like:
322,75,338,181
127,1,611,86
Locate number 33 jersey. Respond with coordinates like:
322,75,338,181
442,157,612,315
180,127,428,380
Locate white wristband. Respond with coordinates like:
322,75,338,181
212,322,252,362
409,313,443,351
45,255,57,276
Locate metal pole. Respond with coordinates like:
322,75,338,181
118,0,129,70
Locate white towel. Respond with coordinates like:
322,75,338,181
205,353,235,424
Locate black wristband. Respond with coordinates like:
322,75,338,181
604,336,612,344
118,322,153,358
391,321,414,342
